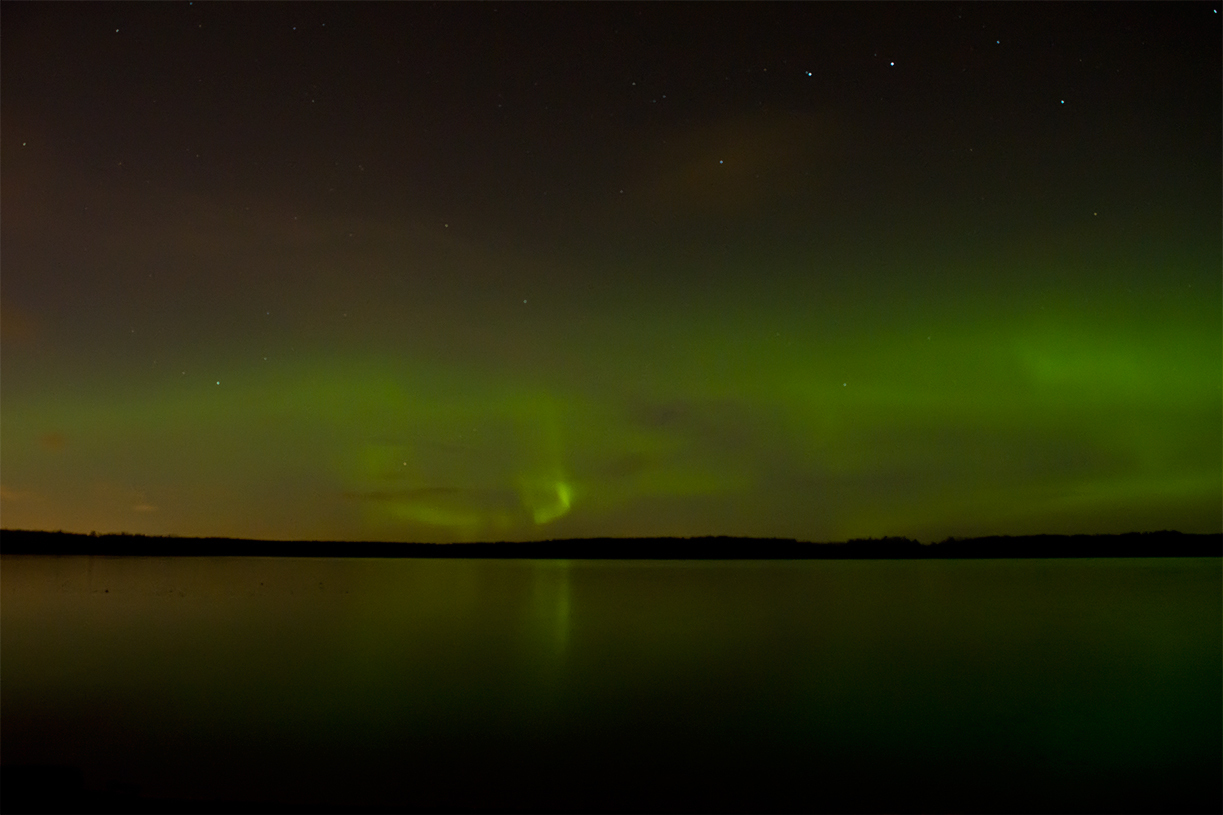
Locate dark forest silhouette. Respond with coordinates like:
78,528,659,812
2,528,1218,558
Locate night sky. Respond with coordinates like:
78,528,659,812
2,2,1220,543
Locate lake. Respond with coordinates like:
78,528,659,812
2,556,1219,812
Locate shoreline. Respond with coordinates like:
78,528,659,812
2,529,1219,559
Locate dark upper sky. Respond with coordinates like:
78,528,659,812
3,2,1220,542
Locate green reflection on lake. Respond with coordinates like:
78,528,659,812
3,556,1219,811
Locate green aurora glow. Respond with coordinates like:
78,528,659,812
4,236,1217,542
2,3,1219,542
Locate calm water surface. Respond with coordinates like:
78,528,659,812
2,556,1219,812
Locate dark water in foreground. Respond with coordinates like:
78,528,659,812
2,556,1219,812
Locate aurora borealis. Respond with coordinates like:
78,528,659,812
2,2,1220,543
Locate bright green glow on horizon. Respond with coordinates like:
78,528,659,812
1,253,1219,542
